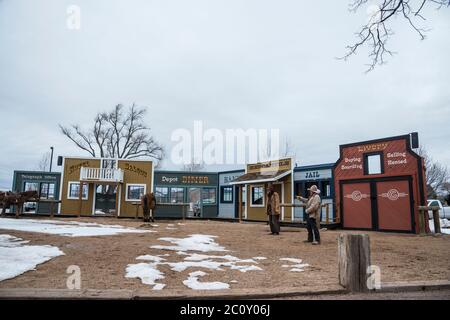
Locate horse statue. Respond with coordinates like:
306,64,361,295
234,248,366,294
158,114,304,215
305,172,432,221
141,192,156,223
0,190,39,218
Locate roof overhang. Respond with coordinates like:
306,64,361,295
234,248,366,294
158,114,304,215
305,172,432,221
229,170,292,185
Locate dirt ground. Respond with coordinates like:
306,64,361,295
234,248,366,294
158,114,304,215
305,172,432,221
0,217,449,295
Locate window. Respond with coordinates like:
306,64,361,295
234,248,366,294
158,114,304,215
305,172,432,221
364,153,383,175
202,188,216,205
220,186,233,203
251,185,264,206
24,182,39,192
126,184,146,201
40,183,55,199
170,187,184,203
68,182,88,200
321,181,331,198
155,187,170,203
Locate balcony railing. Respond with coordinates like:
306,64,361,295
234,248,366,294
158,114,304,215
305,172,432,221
80,167,124,183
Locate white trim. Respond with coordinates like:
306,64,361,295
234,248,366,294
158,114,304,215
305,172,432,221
61,156,153,163
249,184,265,208
125,183,147,202
91,183,96,215
58,157,65,214
244,185,248,219
117,186,122,217
67,181,89,200
291,171,294,222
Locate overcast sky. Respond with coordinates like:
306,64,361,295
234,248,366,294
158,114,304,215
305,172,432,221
0,0,449,189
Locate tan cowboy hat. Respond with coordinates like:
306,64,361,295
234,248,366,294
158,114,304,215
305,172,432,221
307,185,320,194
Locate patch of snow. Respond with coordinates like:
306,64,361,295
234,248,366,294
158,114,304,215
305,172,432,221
230,280,238,283
165,227,178,230
125,262,165,290
0,218,154,237
177,223,186,226
280,258,303,264
136,255,167,262
151,234,228,252
0,234,64,281
290,268,305,272
167,224,175,227
429,219,450,235
151,224,159,227
183,271,230,290
252,256,267,260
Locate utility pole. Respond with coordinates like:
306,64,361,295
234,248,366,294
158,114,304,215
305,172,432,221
49,147,54,172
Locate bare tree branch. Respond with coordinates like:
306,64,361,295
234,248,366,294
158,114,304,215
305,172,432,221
417,146,450,198
341,0,449,72
59,104,164,164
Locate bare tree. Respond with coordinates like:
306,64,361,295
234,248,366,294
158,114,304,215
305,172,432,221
417,146,449,198
342,0,450,72
37,151,51,171
182,157,205,172
59,104,164,164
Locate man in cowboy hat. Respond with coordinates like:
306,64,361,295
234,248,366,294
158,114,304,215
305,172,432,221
266,183,281,235
296,185,321,245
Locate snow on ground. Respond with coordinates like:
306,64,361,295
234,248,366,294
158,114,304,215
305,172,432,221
125,262,165,290
127,234,266,289
429,219,450,235
0,218,154,237
280,258,310,272
183,271,230,290
0,234,64,281
252,256,267,260
151,234,228,252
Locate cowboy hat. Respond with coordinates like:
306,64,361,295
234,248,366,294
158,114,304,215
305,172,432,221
307,185,321,194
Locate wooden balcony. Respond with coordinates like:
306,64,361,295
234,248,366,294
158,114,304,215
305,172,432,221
80,167,124,183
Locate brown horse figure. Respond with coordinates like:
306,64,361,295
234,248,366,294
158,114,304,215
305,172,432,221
0,190,39,218
141,192,156,223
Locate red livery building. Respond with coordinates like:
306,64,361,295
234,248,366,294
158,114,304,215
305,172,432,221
333,134,427,233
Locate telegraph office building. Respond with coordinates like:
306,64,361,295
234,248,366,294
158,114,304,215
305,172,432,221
11,170,61,214
230,158,294,222
293,163,335,223
59,157,153,217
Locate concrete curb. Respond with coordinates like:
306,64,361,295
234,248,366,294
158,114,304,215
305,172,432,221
0,281,449,299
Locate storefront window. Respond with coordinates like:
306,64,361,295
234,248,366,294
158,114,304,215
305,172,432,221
321,181,331,197
155,187,170,203
126,184,146,201
40,183,55,199
170,187,184,203
68,182,88,200
251,186,264,206
220,186,233,203
202,188,216,205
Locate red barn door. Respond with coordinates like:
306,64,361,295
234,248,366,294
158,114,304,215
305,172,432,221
342,182,372,229
376,179,413,232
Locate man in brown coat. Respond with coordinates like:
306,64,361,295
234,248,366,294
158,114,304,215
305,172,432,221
296,185,321,245
266,183,281,235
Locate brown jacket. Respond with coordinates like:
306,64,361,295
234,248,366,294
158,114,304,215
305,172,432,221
305,194,321,220
266,192,281,216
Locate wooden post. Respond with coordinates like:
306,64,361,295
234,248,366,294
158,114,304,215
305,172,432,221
338,233,371,292
432,208,441,234
238,185,242,223
325,203,330,224
115,183,120,218
78,182,83,217
417,208,427,235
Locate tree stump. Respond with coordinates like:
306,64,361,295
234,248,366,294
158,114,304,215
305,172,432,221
338,233,371,292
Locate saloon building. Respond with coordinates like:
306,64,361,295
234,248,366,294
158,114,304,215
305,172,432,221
153,171,218,218
229,158,294,222
59,157,153,217
333,134,427,233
